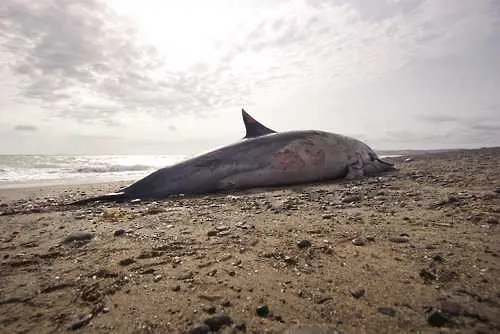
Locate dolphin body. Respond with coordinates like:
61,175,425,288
69,110,394,205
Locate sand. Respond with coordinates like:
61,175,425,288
0,148,499,334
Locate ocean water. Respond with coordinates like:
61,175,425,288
0,155,187,188
0,153,401,189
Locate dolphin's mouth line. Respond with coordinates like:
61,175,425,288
376,158,394,167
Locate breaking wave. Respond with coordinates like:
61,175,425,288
73,164,153,173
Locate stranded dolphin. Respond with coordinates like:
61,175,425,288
68,110,394,205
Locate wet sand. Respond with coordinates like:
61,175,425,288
0,147,499,333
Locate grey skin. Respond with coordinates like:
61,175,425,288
69,110,394,205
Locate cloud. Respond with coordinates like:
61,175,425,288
0,0,227,123
13,124,37,131
0,0,499,153
418,115,458,123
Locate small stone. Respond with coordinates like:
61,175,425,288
204,314,233,331
147,206,165,214
62,231,93,244
256,304,270,317
486,217,498,225
350,287,365,299
113,229,126,237
432,254,444,263
426,309,450,327
352,237,367,246
207,230,218,237
377,307,396,316
233,322,247,332
118,258,136,266
284,256,298,265
215,226,230,232
171,285,181,292
284,324,341,334
341,194,361,203
441,301,462,316
297,239,312,249
153,275,162,282
201,305,216,314
389,236,410,243
177,271,194,280
419,268,436,281
186,323,211,334
366,235,376,242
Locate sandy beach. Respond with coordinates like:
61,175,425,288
0,148,499,333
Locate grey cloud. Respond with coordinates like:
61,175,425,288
334,0,424,21
0,0,231,123
13,124,37,131
418,114,458,123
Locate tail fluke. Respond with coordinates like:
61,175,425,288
66,192,128,206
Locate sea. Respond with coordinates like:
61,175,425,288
0,155,187,188
0,153,403,189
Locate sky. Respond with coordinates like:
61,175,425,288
0,0,499,154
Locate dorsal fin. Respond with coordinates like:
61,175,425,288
242,109,277,139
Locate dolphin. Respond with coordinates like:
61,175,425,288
68,110,394,205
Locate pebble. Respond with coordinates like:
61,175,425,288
186,323,211,334
177,271,194,280
171,285,181,292
207,230,218,237
256,304,270,317
350,287,365,299
147,206,165,214
153,275,162,282
441,301,462,316
118,258,136,266
201,305,216,314
284,324,341,334
341,194,361,203
62,231,93,244
419,268,437,281
377,307,396,316
297,239,312,249
388,236,410,243
352,237,367,246
487,217,498,225
113,229,126,237
426,308,450,327
203,314,233,331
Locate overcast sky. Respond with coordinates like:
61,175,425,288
1,0,499,154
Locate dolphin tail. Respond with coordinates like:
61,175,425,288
66,192,128,206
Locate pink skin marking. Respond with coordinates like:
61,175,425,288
275,150,306,170
304,148,325,166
